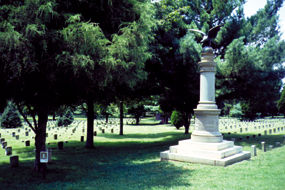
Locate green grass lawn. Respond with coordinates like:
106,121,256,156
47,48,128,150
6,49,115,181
0,118,285,190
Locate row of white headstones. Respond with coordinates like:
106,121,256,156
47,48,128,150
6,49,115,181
1,118,285,147
1,117,285,166
0,118,136,152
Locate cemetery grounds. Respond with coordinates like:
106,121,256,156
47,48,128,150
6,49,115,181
0,117,285,190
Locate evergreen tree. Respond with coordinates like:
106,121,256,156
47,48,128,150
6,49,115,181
216,0,285,119
0,101,22,128
0,0,81,172
57,108,74,127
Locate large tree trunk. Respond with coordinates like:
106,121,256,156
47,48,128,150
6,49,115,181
119,101,124,135
105,114,109,123
34,106,48,175
135,116,140,125
163,115,168,124
184,113,191,134
85,99,94,148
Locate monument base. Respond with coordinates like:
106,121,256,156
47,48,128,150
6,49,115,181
160,139,250,166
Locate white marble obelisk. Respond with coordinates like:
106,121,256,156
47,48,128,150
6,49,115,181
160,47,250,166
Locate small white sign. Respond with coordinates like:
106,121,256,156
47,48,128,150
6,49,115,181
40,151,48,163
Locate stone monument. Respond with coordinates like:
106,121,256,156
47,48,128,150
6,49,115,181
160,46,250,166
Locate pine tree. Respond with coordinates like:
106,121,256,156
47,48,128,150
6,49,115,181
0,101,22,128
57,108,74,127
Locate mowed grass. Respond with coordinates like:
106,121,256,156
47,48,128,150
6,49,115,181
0,117,285,190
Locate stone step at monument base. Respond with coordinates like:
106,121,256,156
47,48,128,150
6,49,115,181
160,140,251,166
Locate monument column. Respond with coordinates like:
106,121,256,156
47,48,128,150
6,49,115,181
191,47,222,143
160,47,250,166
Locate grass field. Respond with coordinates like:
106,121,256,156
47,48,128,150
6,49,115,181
0,117,285,190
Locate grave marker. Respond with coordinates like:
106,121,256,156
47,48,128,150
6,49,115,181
5,146,12,156
58,141,64,150
25,140,30,147
261,142,266,152
2,141,7,149
251,145,256,157
10,155,19,167
0,138,5,143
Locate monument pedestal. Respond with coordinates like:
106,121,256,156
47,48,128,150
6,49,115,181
160,139,250,166
160,47,250,166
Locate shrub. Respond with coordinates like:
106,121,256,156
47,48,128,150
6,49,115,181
229,103,243,118
171,110,184,129
57,108,74,127
0,101,22,128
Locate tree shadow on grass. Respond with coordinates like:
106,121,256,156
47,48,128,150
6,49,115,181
0,138,193,190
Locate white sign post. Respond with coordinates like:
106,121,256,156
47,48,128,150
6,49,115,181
40,151,48,163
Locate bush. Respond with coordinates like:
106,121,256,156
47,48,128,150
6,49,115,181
229,103,243,118
171,110,184,129
57,108,74,127
0,101,22,128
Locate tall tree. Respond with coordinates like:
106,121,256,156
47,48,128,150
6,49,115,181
0,0,80,172
216,0,285,119
59,0,155,141
107,1,156,135
59,15,111,148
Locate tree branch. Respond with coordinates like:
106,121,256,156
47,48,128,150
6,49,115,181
15,102,36,133
27,105,38,130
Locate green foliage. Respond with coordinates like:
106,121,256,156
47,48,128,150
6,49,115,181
171,110,184,129
229,103,243,118
216,0,285,120
109,1,156,92
128,103,146,124
57,108,74,127
0,101,22,128
217,35,284,119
